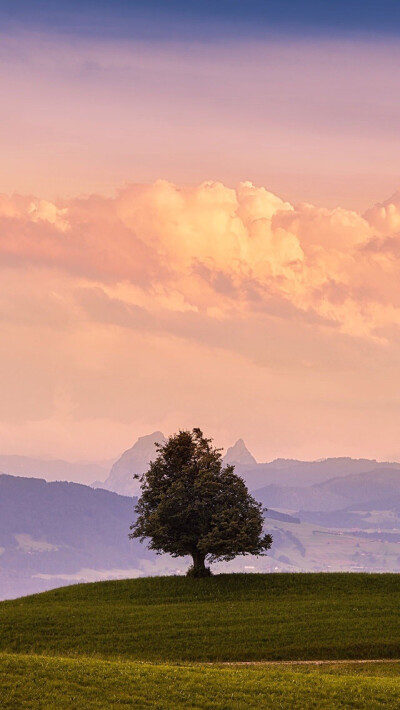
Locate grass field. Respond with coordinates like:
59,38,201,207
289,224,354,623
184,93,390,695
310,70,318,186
2,573,400,708
1,573,400,662
2,654,400,709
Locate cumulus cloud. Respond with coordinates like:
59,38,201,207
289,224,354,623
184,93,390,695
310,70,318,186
2,180,400,460
364,191,400,235
2,180,400,341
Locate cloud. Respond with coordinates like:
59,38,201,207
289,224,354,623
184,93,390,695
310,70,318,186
364,191,400,235
2,179,400,341
0,193,159,284
2,179,400,461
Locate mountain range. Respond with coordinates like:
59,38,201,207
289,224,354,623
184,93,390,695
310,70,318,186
3,465,400,601
3,434,400,600
93,433,261,496
92,434,400,504
2,436,398,499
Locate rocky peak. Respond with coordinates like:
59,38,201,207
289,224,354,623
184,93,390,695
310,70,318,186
99,431,165,496
223,439,257,466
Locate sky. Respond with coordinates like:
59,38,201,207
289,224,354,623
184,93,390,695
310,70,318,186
1,1,400,464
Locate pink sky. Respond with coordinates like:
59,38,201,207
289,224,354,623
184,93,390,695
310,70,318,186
1,31,400,462
1,32,400,209
1,180,400,462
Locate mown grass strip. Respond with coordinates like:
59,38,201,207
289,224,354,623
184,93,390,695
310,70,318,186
2,654,400,710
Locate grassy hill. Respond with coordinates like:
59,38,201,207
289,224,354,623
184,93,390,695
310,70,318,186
2,573,400,662
2,573,400,709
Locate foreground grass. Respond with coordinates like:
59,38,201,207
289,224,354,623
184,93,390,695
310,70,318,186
2,654,400,710
1,574,400,662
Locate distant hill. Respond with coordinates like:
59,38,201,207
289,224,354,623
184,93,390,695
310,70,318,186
0,473,179,601
251,482,348,512
263,509,300,524
317,467,400,504
238,457,400,491
0,454,111,485
252,466,400,513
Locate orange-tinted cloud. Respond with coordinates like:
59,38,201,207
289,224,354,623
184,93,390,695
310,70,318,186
1,181,400,461
1,180,399,338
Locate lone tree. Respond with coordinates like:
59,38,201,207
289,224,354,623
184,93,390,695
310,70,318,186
129,428,272,577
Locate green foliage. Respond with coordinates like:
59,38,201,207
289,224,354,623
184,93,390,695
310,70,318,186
2,574,400,663
130,428,272,575
2,654,400,710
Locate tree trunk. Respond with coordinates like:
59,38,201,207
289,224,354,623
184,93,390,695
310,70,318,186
189,549,210,577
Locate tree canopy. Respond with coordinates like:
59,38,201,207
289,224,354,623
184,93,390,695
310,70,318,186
129,428,272,576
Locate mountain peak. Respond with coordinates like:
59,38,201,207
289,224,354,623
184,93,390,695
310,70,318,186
223,439,257,466
96,431,165,496
129,431,165,454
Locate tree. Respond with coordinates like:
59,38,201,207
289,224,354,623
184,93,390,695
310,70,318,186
129,428,272,577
